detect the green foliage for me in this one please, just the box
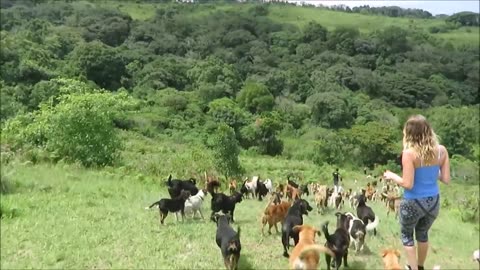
[2,91,138,167]
[236,80,274,114]
[207,98,250,132]
[428,106,479,159]
[209,124,244,180]
[306,91,353,129]
[346,121,400,166]
[240,112,284,156]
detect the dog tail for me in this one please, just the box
[237,226,241,238]
[145,200,160,209]
[366,215,379,231]
[321,221,331,242]
[227,239,240,253]
[299,245,335,259]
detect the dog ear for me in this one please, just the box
[335,212,342,217]
[394,249,401,258]
[292,225,303,234]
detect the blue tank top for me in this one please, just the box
[403,149,441,200]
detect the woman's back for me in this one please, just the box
[403,146,444,200]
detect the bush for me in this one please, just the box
[2,91,138,167]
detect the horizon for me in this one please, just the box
[289,1,480,15]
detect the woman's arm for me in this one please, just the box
[384,151,415,190]
[438,145,451,185]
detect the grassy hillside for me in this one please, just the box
[98,1,479,46]
[2,161,478,269]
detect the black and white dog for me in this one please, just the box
[356,194,379,236]
[344,212,367,253]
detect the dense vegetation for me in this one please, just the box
[0,1,478,181]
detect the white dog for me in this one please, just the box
[184,189,207,219]
[264,179,273,193]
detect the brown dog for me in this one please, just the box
[229,180,237,195]
[381,249,402,270]
[289,224,335,270]
[262,198,291,235]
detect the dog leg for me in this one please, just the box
[198,209,204,220]
[174,212,179,222]
[274,222,279,234]
[343,250,349,268]
[325,254,332,270]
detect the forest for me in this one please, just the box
[0,0,478,180]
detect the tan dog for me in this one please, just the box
[381,249,402,270]
[314,185,328,214]
[261,198,291,235]
[289,224,335,270]
[229,180,237,195]
[387,194,401,219]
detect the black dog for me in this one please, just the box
[166,174,199,198]
[281,198,313,258]
[322,213,351,270]
[255,180,268,201]
[356,194,379,236]
[300,184,309,197]
[208,181,244,223]
[213,213,242,270]
[147,190,191,225]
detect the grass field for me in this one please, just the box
[2,160,479,269]
[96,1,479,47]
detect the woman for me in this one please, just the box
[383,115,450,270]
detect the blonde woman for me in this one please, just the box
[383,115,450,270]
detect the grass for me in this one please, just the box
[1,160,479,269]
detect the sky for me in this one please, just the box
[289,1,480,15]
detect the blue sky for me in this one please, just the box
[290,1,480,15]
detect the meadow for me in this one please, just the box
[1,149,479,269]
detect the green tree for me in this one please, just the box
[209,124,244,181]
[236,80,274,114]
[306,91,353,129]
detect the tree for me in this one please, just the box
[306,91,353,129]
[209,124,244,181]
[236,80,274,114]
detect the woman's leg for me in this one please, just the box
[400,199,421,270]
[414,195,440,269]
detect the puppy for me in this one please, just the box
[262,197,291,235]
[380,249,401,270]
[322,213,351,270]
[184,188,207,219]
[282,198,313,257]
[356,194,379,236]
[146,190,191,225]
[213,214,241,270]
[344,212,366,253]
[289,224,335,270]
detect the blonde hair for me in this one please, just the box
[402,115,439,164]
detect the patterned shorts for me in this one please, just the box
[399,195,440,246]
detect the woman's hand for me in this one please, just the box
[383,170,398,181]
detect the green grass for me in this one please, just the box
[2,161,479,269]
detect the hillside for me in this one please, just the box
[1,1,479,268]
[98,1,480,46]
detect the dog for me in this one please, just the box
[314,185,329,214]
[344,212,366,254]
[262,196,291,235]
[209,181,244,223]
[289,224,335,270]
[229,180,237,195]
[300,184,309,197]
[264,179,273,193]
[285,183,301,201]
[386,194,401,219]
[146,190,191,225]
[256,180,269,201]
[213,213,241,270]
[282,198,313,258]
[322,213,351,270]
[380,249,401,270]
[356,194,379,236]
[473,249,480,263]
[166,174,199,198]
[184,188,208,219]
